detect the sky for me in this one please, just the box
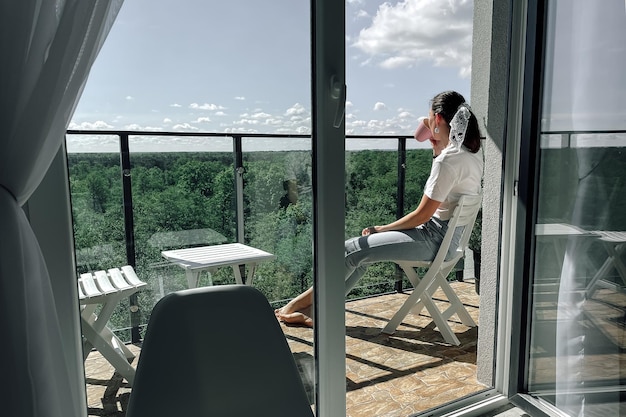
[69,0,474,151]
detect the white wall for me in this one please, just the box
[471,0,512,385]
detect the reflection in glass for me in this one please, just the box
[529,1,626,415]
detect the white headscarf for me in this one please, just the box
[449,103,471,149]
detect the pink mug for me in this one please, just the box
[414,117,432,142]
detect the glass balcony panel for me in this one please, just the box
[68,136,133,341]
[241,137,313,306]
[128,136,239,327]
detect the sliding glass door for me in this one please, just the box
[526,1,626,415]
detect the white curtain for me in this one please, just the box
[0,1,122,416]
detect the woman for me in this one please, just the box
[275,90,483,327]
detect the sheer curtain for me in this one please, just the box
[0,1,122,416]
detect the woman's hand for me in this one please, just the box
[361,196,441,236]
[362,226,378,236]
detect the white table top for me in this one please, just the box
[535,223,593,236]
[161,243,276,271]
[535,223,626,242]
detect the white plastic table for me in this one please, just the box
[161,243,276,288]
[534,223,595,270]
[535,223,626,293]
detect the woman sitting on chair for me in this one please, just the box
[275,90,483,327]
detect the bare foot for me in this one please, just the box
[274,287,314,327]
[275,310,313,327]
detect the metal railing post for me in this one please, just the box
[119,133,141,343]
[233,136,245,244]
[395,137,407,293]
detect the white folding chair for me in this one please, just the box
[382,194,482,346]
[78,265,146,386]
[586,231,626,294]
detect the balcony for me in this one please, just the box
[67,130,487,416]
[85,282,485,417]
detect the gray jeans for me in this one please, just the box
[344,218,460,294]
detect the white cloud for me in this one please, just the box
[234,96,246,101]
[123,124,163,131]
[234,118,260,126]
[349,120,368,128]
[355,9,369,19]
[170,103,182,108]
[294,125,311,134]
[68,120,114,130]
[214,111,227,116]
[189,103,225,110]
[125,96,134,101]
[173,123,199,131]
[263,118,283,126]
[285,103,308,116]
[352,0,473,77]
[250,112,272,119]
[223,126,258,134]
[374,102,387,111]
[163,118,172,124]
[193,117,211,123]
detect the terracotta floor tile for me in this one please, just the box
[85,282,487,416]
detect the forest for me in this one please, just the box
[68,148,472,340]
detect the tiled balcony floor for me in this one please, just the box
[85,280,487,416]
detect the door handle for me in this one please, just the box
[330,75,346,128]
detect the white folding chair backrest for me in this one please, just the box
[126,284,314,417]
[439,193,483,270]
[383,193,482,345]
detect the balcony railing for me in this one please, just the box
[67,130,415,257]
[66,129,423,342]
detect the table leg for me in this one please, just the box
[185,270,200,288]
[246,263,258,285]
[230,264,258,285]
[232,265,245,285]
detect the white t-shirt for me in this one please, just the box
[424,144,484,221]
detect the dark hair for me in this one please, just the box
[430,90,481,153]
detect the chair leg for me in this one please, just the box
[382,265,466,345]
[437,277,477,326]
[608,243,626,286]
[400,266,426,317]
[586,252,617,296]
[81,318,136,386]
[381,284,461,345]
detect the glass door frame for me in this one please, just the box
[309,0,546,414]
[310,0,547,415]
[507,0,585,415]
[310,0,347,416]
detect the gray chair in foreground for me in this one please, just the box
[126,285,314,417]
